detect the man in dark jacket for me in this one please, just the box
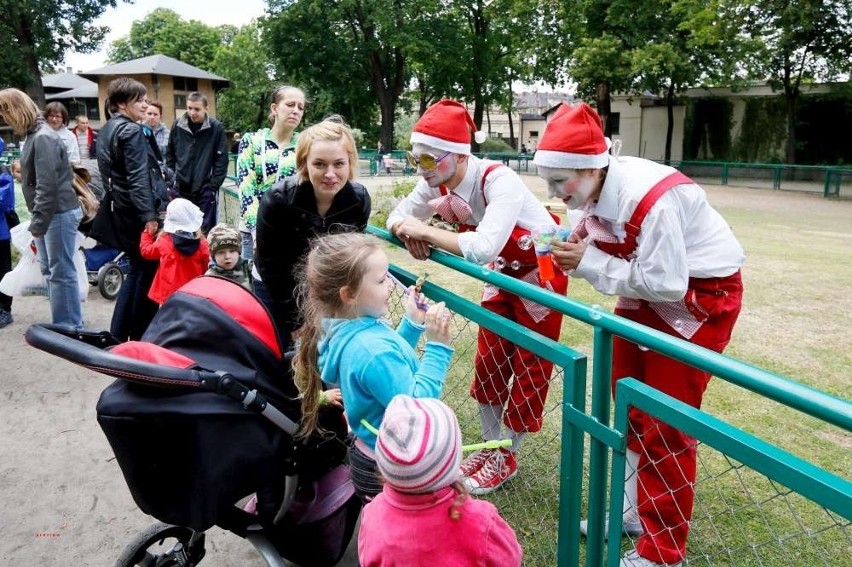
[166,92,228,234]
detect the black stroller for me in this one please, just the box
[25,276,362,567]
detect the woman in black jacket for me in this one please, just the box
[255,117,371,350]
[94,78,161,341]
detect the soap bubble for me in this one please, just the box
[510,260,522,271]
[590,304,603,320]
[517,234,533,250]
[494,256,506,270]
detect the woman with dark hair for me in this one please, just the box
[43,101,80,163]
[0,88,83,329]
[94,77,160,341]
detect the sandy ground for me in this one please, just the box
[0,172,846,566]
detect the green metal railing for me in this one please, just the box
[368,225,851,566]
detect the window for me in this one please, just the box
[174,94,187,110]
[173,77,198,92]
[529,130,539,137]
[609,112,621,135]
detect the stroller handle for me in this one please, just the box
[25,324,213,390]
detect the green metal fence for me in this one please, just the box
[368,225,851,567]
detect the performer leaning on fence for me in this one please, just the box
[536,102,745,567]
[387,100,568,496]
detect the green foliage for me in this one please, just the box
[732,98,786,163]
[106,8,223,64]
[210,21,279,133]
[480,137,516,153]
[684,98,734,160]
[0,0,125,100]
[369,178,417,229]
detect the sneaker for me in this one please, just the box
[620,549,682,567]
[459,448,494,478]
[0,309,12,329]
[465,448,518,495]
[580,517,644,538]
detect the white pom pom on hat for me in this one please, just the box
[411,99,486,155]
[533,102,612,170]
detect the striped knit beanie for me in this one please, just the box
[375,395,462,494]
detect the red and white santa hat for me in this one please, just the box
[410,100,487,155]
[534,102,612,169]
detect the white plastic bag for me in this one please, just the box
[74,244,88,302]
[10,221,34,256]
[0,254,47,297]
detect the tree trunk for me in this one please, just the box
[595,81,612,138]
[784,91,797,165]
[665,83,675,164]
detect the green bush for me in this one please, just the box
[370,178,417,229]
[480,137,516,153]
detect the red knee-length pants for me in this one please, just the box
[470,270,568,433]
[613,272,743,564]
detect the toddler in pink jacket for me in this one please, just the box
[357,394,522,566]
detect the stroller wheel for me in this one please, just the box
[115,522,205,567]
[98,263,124,300]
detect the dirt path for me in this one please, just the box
[1,175,847,566]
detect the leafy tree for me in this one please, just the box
[739,0,852,163]
[0,0,125,105]
[106,8,223,65]
[210,20,279,133]
[265,0,417,149]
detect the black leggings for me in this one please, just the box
[0,238,12,312]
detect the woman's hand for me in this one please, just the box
[424,301,452,345]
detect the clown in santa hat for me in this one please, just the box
[387,99,569,496]
[535,102,745,567]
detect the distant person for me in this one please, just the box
[144,101,170,159]
[230,133,242,155]
[166,92,228,234]
[236,85,306,261]
[71,114,96,160]
[520,143,527,154]
[358,394,523,566]
[0,89,83,329]
[536,102,744,567]
[139,198,209,305]
[43,102,80,163]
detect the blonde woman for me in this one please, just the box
[254,116,371,349]
[0,88,83,328]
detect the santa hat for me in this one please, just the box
[533,102,612,169]
[410,100,487,155]
[375,395,462,494]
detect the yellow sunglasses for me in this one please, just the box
[406,150,451,171]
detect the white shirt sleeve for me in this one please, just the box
[456,171,524,264]
[62,128,80,163]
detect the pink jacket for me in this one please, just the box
[358,486,523,567]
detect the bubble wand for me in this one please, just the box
[387,272,430,311]
[360,418,511,452]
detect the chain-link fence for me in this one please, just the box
[376,233,850,567]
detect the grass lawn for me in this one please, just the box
[373,177,851,567]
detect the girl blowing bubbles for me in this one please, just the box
[293,233,453,501]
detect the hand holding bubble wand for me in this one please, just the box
[388,271,430,311]
[529,225,572,282]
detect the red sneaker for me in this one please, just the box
[465,448,518,495]
[460,448,494,478]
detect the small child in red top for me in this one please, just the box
[140,198,210,305]
[358,394,523,567]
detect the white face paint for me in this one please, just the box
[537,166,602,210]
[411,142,458,188]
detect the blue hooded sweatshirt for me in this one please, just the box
[319,315,454,450]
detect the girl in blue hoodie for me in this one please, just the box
[293,232,454,501]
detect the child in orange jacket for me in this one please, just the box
[140,198,209,305]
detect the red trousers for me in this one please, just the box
[470,270,568,433]
[613,272,743,564]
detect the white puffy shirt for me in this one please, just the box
[575,156,745,302]
[386,155,555,265]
